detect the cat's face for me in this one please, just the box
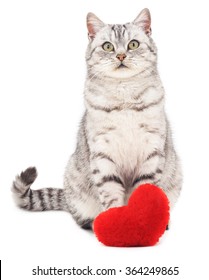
[86,9,157,79]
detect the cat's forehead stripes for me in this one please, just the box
[110,24,127,41]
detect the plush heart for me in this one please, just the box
[93,184,170,247]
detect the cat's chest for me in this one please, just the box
[87,109,165,164]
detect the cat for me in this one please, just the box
[12,8,182,230]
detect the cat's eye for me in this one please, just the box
[102,42,114,52]
[128,40,140,50]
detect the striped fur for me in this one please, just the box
[12,167,68,211]
[12,9,182,229]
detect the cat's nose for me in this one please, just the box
[116,53,126,61]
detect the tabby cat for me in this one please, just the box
[12,8,182,229]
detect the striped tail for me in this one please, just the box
[12,167,68,211]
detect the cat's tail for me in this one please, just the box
[12,167,68,212]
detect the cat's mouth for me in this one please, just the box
[117,63,128,69]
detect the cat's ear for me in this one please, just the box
[133,8,151,36]
[87,13,105,40]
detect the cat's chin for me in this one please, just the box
[105,68,139,79]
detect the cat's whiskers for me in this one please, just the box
[88,62,114,82]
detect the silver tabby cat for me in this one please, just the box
[12,9,182,229]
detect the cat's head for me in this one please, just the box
[86,8,157,80]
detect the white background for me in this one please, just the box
[0,0,209,279]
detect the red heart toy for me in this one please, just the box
[93,184,170,247]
